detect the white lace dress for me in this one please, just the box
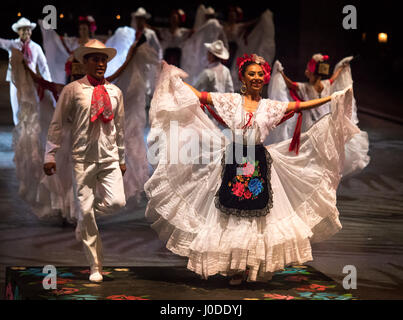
[145,62,361,282]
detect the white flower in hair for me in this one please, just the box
[312,53,325,62]
[252,54,266,65]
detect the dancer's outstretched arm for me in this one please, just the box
[286,96,331,113]
[183,82,213,104]
[280,71,298,90]
[106,34,147,82]
[329,64,347,83]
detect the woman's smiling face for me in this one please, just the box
[243,64,265,92]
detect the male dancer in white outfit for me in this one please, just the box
[0,17,52,125]
[194,40,234,93]
[43,40,126,282]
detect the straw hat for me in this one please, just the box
[204,40,229,60]
[12,17,36,33]
[74,39,117,64]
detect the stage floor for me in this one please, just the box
[4,265,356,300]
[1,112,403,300]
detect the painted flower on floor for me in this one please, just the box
[52,287,80,295]
[263,293,295,300]
[106,295,150,300]
[279,268,310,275]
[285,275,309,282]
[297,292,355,300]
[296,283,336,292]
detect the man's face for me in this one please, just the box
[18,27,32,42]
[136,17,146,29]
[84,53,108,79]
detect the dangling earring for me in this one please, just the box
[240,83,247,95]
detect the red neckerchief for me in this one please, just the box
[21,39,32,64]
[87,75,114,123]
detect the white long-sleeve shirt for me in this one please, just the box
[45,75,125,165]
[0,38,52,82]
[194,62,234,93]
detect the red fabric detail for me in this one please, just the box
[37,78,60,102]
[59,36,73,55]
[200,92,208,105]
[329,78,334,85]
[21,40,32,64]
[87,75,114,123]
[200,103,228,127]
[289,86,304,103]
[135,30,144,42]
[65,60,72,76]
[288,101,302,155]
[307,58,317,73]
[242,112,254,129]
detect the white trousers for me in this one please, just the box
[73,161,126,268]
[9,82,20,126]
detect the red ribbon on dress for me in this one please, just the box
[288,101,303,155]
[242,112,254,129]
[199,92,228,127]
[21,40,32,64]
[87,75,114,123]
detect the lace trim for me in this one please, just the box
[214,145,274,218]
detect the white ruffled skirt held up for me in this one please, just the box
[144,64,360,282]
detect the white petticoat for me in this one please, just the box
[145,63,360,282]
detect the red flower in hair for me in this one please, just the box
[236,53,271,84]
[79,15,97,33]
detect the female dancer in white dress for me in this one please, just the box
[39,16,96,84]
[267,54,370,176]
[106,29,160,204]
[221,6,276,91]
[145,54,364,285]
[156,9,192,67]
[181,5,229,85]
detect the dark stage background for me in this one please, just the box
[0,0,401,123]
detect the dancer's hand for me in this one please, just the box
[44,162,56,176]
[120,164,126,176]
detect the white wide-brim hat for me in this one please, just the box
[205,7,216,15]
[132,7,151,19]
[12,17,36,33]
[74,39,117,64]
[204,40,229,60]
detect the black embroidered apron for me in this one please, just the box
[215,143,273,217]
